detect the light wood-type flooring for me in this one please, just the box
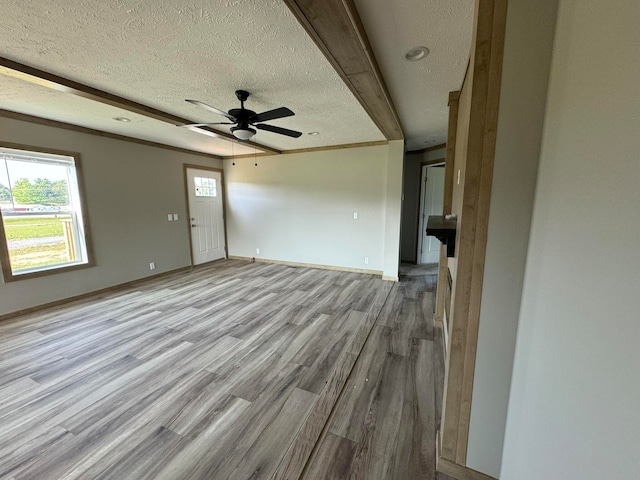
[0,259,445,479]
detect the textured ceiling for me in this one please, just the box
[0,74,258,156]
[0,0,474,155]
[354,0,474,151]
[0,0,384,155]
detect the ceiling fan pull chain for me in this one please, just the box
[232,139,236,165]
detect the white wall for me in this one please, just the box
[501,0,640,478]
[382,140,404,279]
[224,142,402,277]
[0,116,221,316]
[465,0,559,476]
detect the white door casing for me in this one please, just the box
[186,168,226,265]
[418,165,445,264]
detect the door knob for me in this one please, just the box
[191,224,197,228]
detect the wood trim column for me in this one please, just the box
[435,91,460,330]
[438,0,508,471]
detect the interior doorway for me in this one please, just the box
[184,165,227,265]
[417,164,445,264]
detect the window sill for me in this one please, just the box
[1,260,95,283]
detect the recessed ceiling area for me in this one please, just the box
[353,0,474,151]
[0,0,474,155]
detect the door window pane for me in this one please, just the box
[194,176,217,197]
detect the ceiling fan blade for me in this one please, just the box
[177,122,234,127]
[253,107,295,123]
[185,99,236,121]
[256,123,302,138]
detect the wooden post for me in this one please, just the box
[62,219,76,261]
[435,91,460,336]
[437,0,508,473]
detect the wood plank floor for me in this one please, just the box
[301,263,446,480]
[0,260,446,480]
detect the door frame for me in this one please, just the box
[415,158,445,264]
[183,164,229,266]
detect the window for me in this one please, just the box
[0,144,93,282]
[194,176,217,197]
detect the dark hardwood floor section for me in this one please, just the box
[0,260,446,480]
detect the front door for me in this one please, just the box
[186,167,226,265]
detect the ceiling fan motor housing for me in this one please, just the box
[228,108,258,125]
[229,98,258,140]
[229,90,257,134]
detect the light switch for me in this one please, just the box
[173,214,179,221]
[353,212,359,220]
[167,214,173,221]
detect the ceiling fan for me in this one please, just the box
[181,90,302,141]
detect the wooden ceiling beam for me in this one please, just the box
[283,0,404,141]
[0,56,280,154]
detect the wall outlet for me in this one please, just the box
[167,214,173,221]
[364,257,369,265]
[256,248,260,254]
[149,262,156,270]
[353,212,359,220]
[173,213,179,221]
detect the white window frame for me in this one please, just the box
[0,143,94,282]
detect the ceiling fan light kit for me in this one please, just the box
[182,90,302,142]
[231,126,256,140]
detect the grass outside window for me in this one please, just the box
[1,215,72,270]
